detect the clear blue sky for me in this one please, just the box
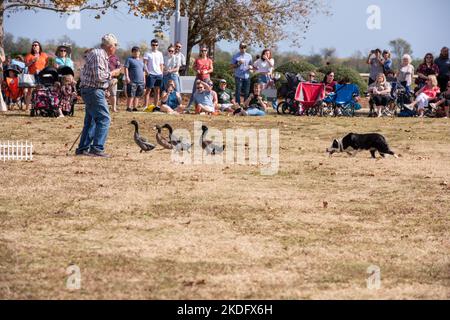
[4,0,449,58]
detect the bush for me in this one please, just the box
[318,64,367,94]
[211,61,235,91]
[275,59,316,79]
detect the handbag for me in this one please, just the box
[18,73,36,88]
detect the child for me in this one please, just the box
[59,74,77,116]
[3,66,23,110]
[50,81,64,118]
[160,82,183,114]
[430,80,450,118]
[124,46,145,112]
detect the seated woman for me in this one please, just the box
[238,83,267,116]
[160,81,184,114]
[192,80,215,114]
[430,80,450,118]
[416,53,439,89]
[406,75,440,117]
[368,73,392,117]
[323,71,337,95]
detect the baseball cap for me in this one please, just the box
[102,33,119,47]
[219,79,227,83]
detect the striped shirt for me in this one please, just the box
[80,48,111,89]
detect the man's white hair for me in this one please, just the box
[101,33,118,47]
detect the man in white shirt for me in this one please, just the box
[174,42,186,90]
[143,39,164,109]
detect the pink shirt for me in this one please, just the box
[194,58,213,80]
[422,86,440,99]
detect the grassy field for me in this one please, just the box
[0,104,449,299]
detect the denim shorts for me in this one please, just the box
[127,82,145,97]
[146,74,163,89]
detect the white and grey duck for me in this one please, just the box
[162,123,193,152]
[200,125,225,155]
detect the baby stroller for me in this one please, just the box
[276,72,305,115]
[2,64,24,110]
[30,67,60,117]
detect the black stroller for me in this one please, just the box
[30,67,60,117]
[276,72,305,114]
[30,66,76,117]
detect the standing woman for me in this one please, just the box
[253,49,275,88]
[382,50,393,74]
[24,41,48,111]
[163,45,181,91]
[187,46,213,108]
[397,54,414,95]
[0,47,7,112]
[416,53,439,89]
[54,45,74,70]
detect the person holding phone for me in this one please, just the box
[253,49,275,89]
[366,48,384,86]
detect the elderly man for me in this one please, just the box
[75,34,122,157]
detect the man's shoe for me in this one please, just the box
[126,108,132,112]
[88,150,111,158]
[75,149,90,156]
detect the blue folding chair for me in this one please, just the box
[324,83,360,117]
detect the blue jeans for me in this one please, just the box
[247,107,265,116]
[76,88,110,153]
[235,77,251,104]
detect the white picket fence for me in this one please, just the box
[0,141,33,161]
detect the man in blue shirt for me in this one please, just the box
[231,43,253,104]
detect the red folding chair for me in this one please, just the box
[294,82,325,115]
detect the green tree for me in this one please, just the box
[150,0,328,72]
[388,38,413,67]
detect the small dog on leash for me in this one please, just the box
[326,133,398,158]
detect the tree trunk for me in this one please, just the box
[0,6,4,51]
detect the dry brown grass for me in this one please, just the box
[0,104,449,300]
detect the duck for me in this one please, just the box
[130,120,156,153]
[200,125,225,155]
[162,123,192,152]
[154,125,173,150]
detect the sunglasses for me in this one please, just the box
[240,47,247,49]
[176,46,181,49]
[60,49,66,52]
[168,50,174,53]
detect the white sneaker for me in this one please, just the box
[429,103,436,109]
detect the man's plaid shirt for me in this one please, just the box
[80,48,111,89]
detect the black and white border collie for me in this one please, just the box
[326,133,398,158]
